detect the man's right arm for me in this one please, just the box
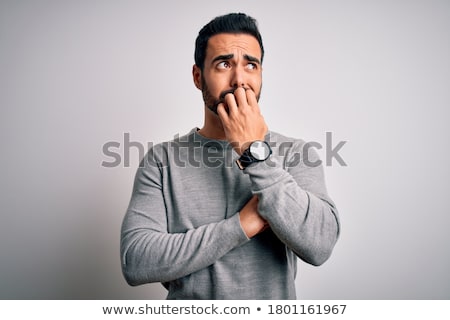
[120,152,251,286]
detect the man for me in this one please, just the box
[121,13,340,299]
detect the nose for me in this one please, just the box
[230,66,246,89]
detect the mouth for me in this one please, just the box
[208,88,245,115]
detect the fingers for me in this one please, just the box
[245,88,259,111]
[224,92,238,115]
[216,102,229,121]
[233,87,247,109]
[223,87,257,116]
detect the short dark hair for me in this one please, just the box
[194,13,264,70]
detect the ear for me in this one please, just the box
[192,65,202,90]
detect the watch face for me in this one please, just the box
[249,141,271,161]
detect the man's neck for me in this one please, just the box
[197,107,227,140]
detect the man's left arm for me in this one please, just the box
[217,88,339,265]
[244,144,340,266]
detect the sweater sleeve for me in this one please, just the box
[120,149,249,286]
[244,139,340,266]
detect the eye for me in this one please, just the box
[246,63,258,70]
[217,61,231,69]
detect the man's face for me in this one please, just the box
[194,33,263,114]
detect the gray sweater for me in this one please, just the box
[121,129,340,299]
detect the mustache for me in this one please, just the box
[208,88,248,115]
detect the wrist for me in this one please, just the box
[236,140,272,170]
[234,141,251,156]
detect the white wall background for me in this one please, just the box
[1,0,449,299]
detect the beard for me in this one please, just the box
[201,75,261,114]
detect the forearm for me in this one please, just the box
[245,158,340,266]
[121,212,248,285]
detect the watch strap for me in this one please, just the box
[236,148,254,170]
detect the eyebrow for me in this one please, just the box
[211,54,234,64]
[244,54,261,64]
[211,53,261,65]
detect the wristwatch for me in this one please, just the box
[236,140,272,170]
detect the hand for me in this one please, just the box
[239,195,268,238]
[217,87,268,155]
